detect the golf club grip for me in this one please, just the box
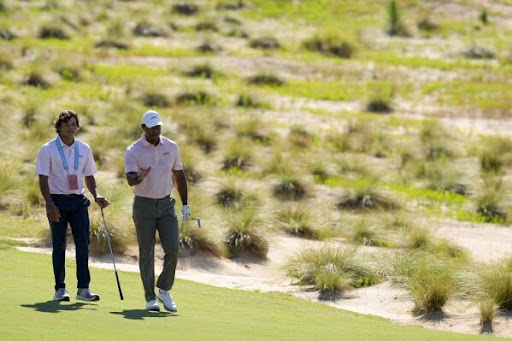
[115,271,124,300]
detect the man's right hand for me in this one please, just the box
[138,167,151,182]
[46,203,60,222]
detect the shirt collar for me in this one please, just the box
[56,136,75,148]
[141,133,162,147]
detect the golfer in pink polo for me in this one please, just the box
[124,110,189,312]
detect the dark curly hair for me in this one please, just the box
[54,110,80,133]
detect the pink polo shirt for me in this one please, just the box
[124,134,183,199]
[35,137,98,195]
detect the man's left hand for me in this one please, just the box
[95,196,109,209]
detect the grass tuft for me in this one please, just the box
[284,247,381,293]
[223,209,268,258]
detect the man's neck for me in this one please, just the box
[145,135,159,146]
[59,135,74,146]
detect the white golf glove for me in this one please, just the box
[182,205,191,221]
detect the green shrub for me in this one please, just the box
[215,182,259,210]
[249,37,280,49]
[133,21,167,37]
[39,25,69,40]
[352,220,390,247]
[236,93,265,108]
[222,140,253,170]
[247,73,284,86]
[303,32,354,58]
[195,21,218,32]
[273,175,307,201]
[475,177,508,223]
[417,18,438,32]
[224,209,268,258]
[337,185,400,211]
[179,221,225,257]
[142,92,171,107]
[184,64,217,79]
[284,247,381,293]
[172,3,199,15]
[275,205,324,240]
[88,211,133,256]
[175,91,214,105]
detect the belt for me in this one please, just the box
[51,194,84,199]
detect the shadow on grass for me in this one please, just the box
[110,310,177,320]
[21,301,93,313]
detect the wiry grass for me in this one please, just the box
[179,220,225,257]
[284,247,381,293]
[337,184,400,212]
[223,208,268,259]
[389,251,457,314]
[275,204,326,240]
[475,176,508,223]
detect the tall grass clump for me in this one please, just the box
[179,118,217,153]
[303,30,355,58]
[222,139,253,171]
[337,184,400,212]
[223,208,268,258]
[235,117,271,143]
[475,176,508,223]
[273,173,307,201]
[179,220,225,257]
[284,247,381,293]
[275,204,325,240]
[172,3,199,15]
[419,120,455,161]
[88,210,134,256]
[390,251,456,314]
[247,73,284,86]
[288,125,315,150]
[142,92,171,107]
[478,136,512,175]
[184,64,219,79]
[477,259,512,311]
[235,93,266,108]
[249,36,280,49]
[352,219,390,247]
[215,181,259,210]
[175,91,215,106]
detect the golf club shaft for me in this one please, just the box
[101,208,124,300]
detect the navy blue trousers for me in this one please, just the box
[49,194,91,291]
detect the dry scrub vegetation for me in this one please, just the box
[2,0,512,335]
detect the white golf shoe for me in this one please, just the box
[146,299,160,311]
[76,288,100,301]
[156,288,178,312]
[53,288,70,301]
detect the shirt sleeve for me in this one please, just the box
[172,144,184,171]
[124,147,139,174]
[82,146,98,176]
[35,144,51,176]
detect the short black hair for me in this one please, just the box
[54,110,80,133]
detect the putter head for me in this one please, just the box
[197,218,201,228]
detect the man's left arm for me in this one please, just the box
[85,175,109,208]
[172,169,189,219]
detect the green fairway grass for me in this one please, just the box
[0,242,502,341]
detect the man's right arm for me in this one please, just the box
[126,172,140,186]
[39,175,60,222]
[126,167,151,186]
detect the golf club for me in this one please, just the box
[101,207,124,300]
[181,217,201,228]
